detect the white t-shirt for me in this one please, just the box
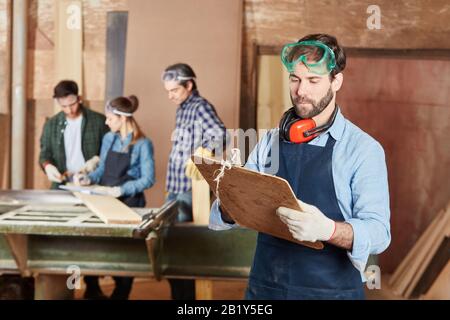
[64,115,86,174]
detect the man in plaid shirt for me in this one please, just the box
[39,80,109,190]
[162,63,227,300]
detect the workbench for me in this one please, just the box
[0,190,257,299]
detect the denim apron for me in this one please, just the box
[245,135,365,300]
[99,135,145,207]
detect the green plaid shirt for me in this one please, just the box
[39,106,109,188]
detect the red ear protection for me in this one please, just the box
[279,106,339,143]
[288,118,318,143]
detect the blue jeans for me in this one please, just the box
[166,191,193,223]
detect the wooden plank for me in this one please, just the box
[191,170,213,299]
[3,216,70,222]
[404,207,450,297]
[389,208,445,290]
[15,213,79,218]
[420,261,450,300]
[412,236,450,297]
[105,11,128,102]
[74,192,142,225]
[193,156,323,250]
[54,0,83,113]
[392,204,449,297]
[192,179,211,225]
[4,233,29,277]
[0,1,12,189]
[68,213,97,225]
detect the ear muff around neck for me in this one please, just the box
[279,106,339,143]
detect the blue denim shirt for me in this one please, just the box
[209,108,391,281]
[89,132,155,197]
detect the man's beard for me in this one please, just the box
[291,86,334,119]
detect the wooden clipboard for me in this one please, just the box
[193,156,323,250]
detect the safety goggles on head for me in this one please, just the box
[281,40,336,75]
[105,101,133,117]
[161,70,196,82]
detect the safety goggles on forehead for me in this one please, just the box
[281,40,336,75]
[105,101,133,117]
[161,70,196,82]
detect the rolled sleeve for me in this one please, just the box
[346,141,391,274]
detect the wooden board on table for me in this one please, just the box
[193,156,323,250]
[74,192,142,225]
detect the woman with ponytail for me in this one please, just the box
[74,95,155,299]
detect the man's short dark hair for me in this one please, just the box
[297,34,346,79]
[53,80,79,98]
[164,63,197,91]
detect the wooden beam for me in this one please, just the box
[191,179,211,225]
[191,178,213,299]
[413,236,450,297]
[54,0,83,113]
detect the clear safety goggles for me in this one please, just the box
[281,40,336,75]
[161,70,196,82]
[105,101,132,117]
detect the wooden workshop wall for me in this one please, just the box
[124,0,242,208]
[241,0,450,129]
[243,0,450,274]
[339,56,450,273]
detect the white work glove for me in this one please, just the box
[92,186,122,198]
[44,164,63,183]
[73,173,91,186]
[276,199,336,242]
[79,156,100,174]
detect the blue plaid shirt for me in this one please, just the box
[166,90,227,194]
